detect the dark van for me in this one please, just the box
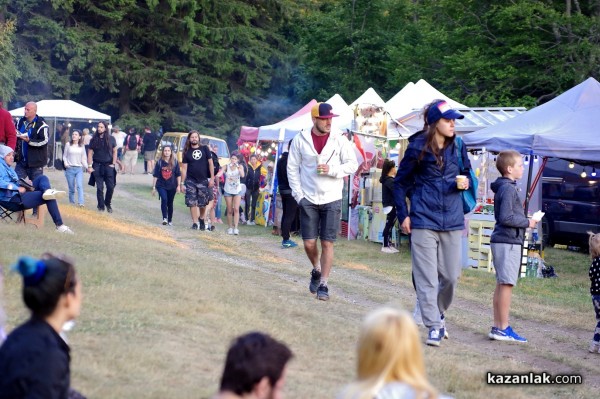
[541,158,600,248]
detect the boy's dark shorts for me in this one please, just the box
[298,198,341,242]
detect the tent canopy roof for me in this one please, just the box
[9,100,111,122]
[462,77,600,163]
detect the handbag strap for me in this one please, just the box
[455,136,465,171]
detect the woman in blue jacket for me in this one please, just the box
[394,100,473,347]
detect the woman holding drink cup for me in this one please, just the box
[393,99,473,347]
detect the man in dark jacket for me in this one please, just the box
[276,140,298,248]
[15,102,49,181]
[244,154,266,225]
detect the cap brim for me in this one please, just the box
[442,110,464,120]
[316,113,339,119]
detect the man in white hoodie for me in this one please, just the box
[287,102,358,301]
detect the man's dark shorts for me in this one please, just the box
[299,198,341,242]
[184,179,213,207]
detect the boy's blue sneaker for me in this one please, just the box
[426,328,443,347]
[489,326,527,343]
[282,239,298,248]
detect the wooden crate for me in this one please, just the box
[468,220,495,272]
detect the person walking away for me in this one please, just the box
[14,101,48,182]
[82,128,91,156]
[111,125,126,172]
[87,121,117,213]
[393,100,471,346]
[0,145,73,233]
[0,99,16,150]
[287,102,358,301]
[488,150,538,343]
[151,145,181,226]
[202,140,221,231]
[180,130,214,230]
[338,307,452,399]
[380,159,399,253]
[244,154,266,225]
[0,254,84,398]
[142,126,157,175]
[223,154,245,235]
[587,232,600,354]
[62,130,88,207]
[122,128,141,174]
[277,140,299,248]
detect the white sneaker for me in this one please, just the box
[389,246,399,253]
[247,221,255,225]
[56,225,74,234]
[162,218,168,225]
[227,228,234,235]
[381,246,395,253]
[589,340,600,353]
[233,228,239,235]
[43,189,66,200]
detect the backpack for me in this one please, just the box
[210,151,220,174]
[127,134,138,151]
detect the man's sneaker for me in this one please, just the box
[97,207,105,212]
[56,225,74,234]
[42,189,66,200]
[227,228,234,235]
[282,239,298,248]
[198,219,205,231]
[426,328,442,347]
[168,222,173,226]
[316,284,329,301]
[309,269,322,294]
[162,218,168,225]
[488,326,527,343]
[233,228,239,235]
[389,246,400,253]
[381,246,396,253]
[106,205,113,213]
[589,340,600,353]
[440,313,449,339]
[191,223,199,230]
[247,220,256,225]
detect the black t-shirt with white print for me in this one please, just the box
[182,145,211,183]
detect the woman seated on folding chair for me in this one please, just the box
[0,145,73,233]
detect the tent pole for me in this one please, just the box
[523,151,535,216]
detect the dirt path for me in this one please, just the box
[64,170,599,393]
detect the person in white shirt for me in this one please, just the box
[62,130,88,207]
[111,125,127,172]
[287,102,358,301]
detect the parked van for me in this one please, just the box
[541,158,600,248]
[156,132,230,166]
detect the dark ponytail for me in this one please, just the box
[13,254,76,318]
[379,159,396,183]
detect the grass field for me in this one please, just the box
[1,170,598,398]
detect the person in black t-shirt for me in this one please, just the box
[87,121,117,212]
[180,130,214,230]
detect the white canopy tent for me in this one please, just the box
[9,100,112,168]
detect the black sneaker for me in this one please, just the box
[316,284,329,301]
[106,205,113,213]
[97,207,105,212]
[198,219,205,231]
[309,269,321,294]
[191,223,199,230]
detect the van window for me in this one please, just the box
[208,139,229,158]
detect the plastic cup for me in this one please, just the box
[456,175,467,189]
[317,154,327,174]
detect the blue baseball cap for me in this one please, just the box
[426,100,464,125]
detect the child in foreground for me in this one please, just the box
[587,231,600,353]
[489,150,537,343]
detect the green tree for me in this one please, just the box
[0,18,20,103]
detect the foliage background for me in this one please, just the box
[0,0,599,144]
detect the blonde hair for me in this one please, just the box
[496,150,521,176]
[588,231,600,258]
[342,307,438,399]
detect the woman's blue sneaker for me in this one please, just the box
[282,239,298,248]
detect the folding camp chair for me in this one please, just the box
[0,201,45,228]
